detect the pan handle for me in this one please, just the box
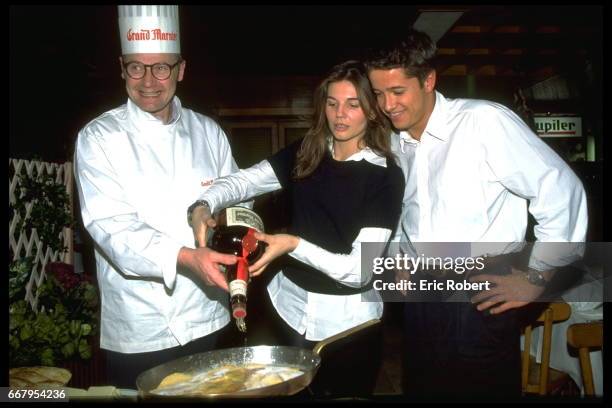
[312,319,381,355]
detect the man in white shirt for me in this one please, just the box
[366,29,587,399]
[74,5,239,387]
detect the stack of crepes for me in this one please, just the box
[151,364,303,396]
[9,366,72,388]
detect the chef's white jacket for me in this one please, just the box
[74,97,238,353]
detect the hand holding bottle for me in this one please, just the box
[248,232,300,276]
[188,202,217,247]
[177,246,236,291]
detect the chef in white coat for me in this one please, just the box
[74,5,239,387]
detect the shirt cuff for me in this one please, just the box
[528,242,586,271]
[160,241,184,290]
[289,237,314,262]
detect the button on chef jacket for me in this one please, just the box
[74,97,238,353]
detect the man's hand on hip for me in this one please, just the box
[469,267,547,314]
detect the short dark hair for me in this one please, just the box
[365,29,437,86]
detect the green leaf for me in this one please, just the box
[9,258,33,302]
[9,300,28,315]
[9,301,31,334]
[83,285,98,304]
[61,342,76,358]
[40,348,55,366]
[9,334,20,349]
[19,324,33,341]
[57,328,70,345]
[34,313,52,335]
[69,320,81,336]
[78,339,92,360]
[81,323,92,336]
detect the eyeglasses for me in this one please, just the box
[122,60,182,80]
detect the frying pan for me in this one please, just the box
[136,319,380,399]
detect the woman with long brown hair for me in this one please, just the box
[188,60,405,397]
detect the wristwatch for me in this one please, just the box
[524,268,547,287]
[187,200,211,227]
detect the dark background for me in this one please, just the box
[11,5,603,163]
[10,5,424,161]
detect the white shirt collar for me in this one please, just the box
[127,96,182,127]
[328,140,386,167]
[397,91,449,152]
[399,91,449,146]
[424,91,449,142]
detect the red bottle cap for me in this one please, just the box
[232,306,246,319]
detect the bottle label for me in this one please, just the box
[226,207,264,232]
[229,279,247,297]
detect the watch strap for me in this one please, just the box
[187,200,211,227]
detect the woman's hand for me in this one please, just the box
[249,232,299,276]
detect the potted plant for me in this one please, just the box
[9,258,99,368]
[9,168,99,370]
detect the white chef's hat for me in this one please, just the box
[118,5,180,54]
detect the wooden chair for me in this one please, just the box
[521,302,576,395]
[566,321,603,396]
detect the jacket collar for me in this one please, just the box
[126,96,182,128]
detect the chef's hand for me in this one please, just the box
[469,267,546,315]
[190,204,217,247]
[248,232,299,277]
[178,246,236,291]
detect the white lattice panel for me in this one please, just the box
[9,158,74,311]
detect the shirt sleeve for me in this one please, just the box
[479,105,588,269]
[289,227,392,287]
[202,139,302,213]
[200,160,281,214]
[74,128,183,290]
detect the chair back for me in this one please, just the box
[521,302,571,395]
[566,321,603,396]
